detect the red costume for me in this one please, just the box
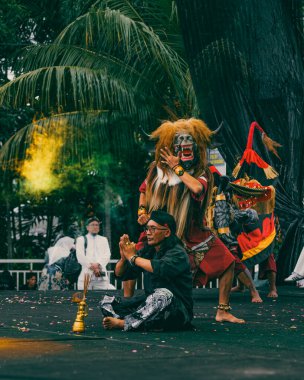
[231,121,281,277]
[138,164,235,287]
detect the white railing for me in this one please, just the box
[0,259,128,290]
[0,259,221,290]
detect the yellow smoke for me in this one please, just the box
[20,126,63,193]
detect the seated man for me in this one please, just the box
[20,273,37,290]
[100,210,193,331]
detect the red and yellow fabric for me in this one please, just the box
[237,212,276,268]
[231,178,277,268]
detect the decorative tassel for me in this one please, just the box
[232,162,242,178]
[205,204,215,230]
[263,165,279,179]
[205,186,217,231]
[262,133,282,159]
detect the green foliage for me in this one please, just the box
[0,106,34,147]
[0,0,193,121]
[0,0,196,258]
[0,1,29,84]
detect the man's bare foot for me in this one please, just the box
[251,290,263,303]
[267,289,278,298]
[231,286,245,293]
[102,317,125,330]
[215,310,245,324]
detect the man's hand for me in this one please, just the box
[119,234,136,260]
[89,263,102,276]
[119,234,130,256]
[137,213,150,225]
[119,236,127,261]
[90,263,100,271]
[160,146,179,169]
[123,243,137,260]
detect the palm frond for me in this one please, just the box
[98,0,183,48]
[0,110,140,171]
[0,0,193,176]
[100,0,172,31]
[20,44,162,95]
[0,65,155,118]
[54,5,188,92]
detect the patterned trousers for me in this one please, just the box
[99,288,191,331]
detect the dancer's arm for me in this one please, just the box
[137,192,150,225]
[160,147,203,194]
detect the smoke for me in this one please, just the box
[19,126,63,193]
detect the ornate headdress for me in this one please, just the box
[151,118,213,178]
[232,121,281,185]
[145,118,215,239]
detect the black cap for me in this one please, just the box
[149,210,176,234]
[86,216,100,226]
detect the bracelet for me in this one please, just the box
[174,165,185,177]
[215,194,226,201]
[138,205,147,216]
[129,254,139,267]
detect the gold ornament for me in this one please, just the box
[173,165,185,176]
[72,273,91,333]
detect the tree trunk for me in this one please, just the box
[6,198,13,261]
[18,203,23,256]
[103,179,112,249]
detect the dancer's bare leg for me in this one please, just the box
[102,317,124,330]
[266,271,278,298]
[237,269,263,303]
[231,280,245,293]
[123,279,136,298]
[216,262,245,324]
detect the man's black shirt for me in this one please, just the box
[118,236,193,317]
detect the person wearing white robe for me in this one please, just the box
[284,246,304,286]
[76,217,115,290]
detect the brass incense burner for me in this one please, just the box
[72,274,91,333]
[72,299,88,333]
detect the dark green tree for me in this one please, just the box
[0,1,195,258]
[176,0,304,281]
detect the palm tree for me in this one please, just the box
[0,0,195,254]
[0,0,198,179]
[0,0,193,155]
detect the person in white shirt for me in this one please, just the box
[284,246,304,286]
[76,217,115,290]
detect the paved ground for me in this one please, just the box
[0,286,303,380]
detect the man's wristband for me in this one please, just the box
[129,254,139,267]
